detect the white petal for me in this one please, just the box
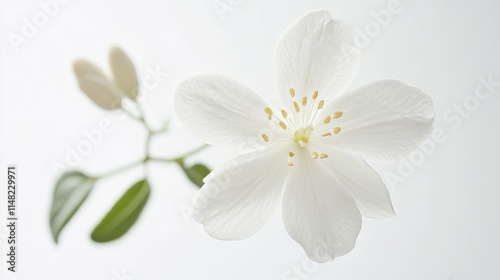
[318,79,435,162]
[73,60,122,110]
[109,46,139,99]
[175,74,277,147]
[282,150,361,262]
[310,143,395,218]
[274,10,360,109]
[193,143,290,240]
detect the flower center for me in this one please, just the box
[260,88,345,167]
[293,127,311,147]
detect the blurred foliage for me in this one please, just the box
[50,47,210,244]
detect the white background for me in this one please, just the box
[1,0,500,279]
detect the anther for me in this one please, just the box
[312,91,318,100]
[323,116,331,124]
[334,127,341,134]
[289,151,295,157]
[262,134,269,142]
[319,153,329,159]
[322,132,332,137]
[333,111,343,119]
[281,109,288,118]
[317,100,324,109]
[264,107,273,120]
[279,121,287,129]
[312,152,319,159]
[301,96,307,106]
[293,101,300,113]
[290,88,296,98]
[288,162,294,167]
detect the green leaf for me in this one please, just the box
[50,171,95,243]
[182,163,211,188]
[91,179,150,243]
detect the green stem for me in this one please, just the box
[94,158,145,179]
[122,107,140,121]
[149,144,209,163]
[136,104,149,129]
[144,128,153,157]
[93,144,209,179]
[95,99,208,179]
[122,103,150,130]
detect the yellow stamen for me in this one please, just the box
[322,132,332,137]
[281,109,288,118]
[334,127,341,134]
[312,91,318,100]
[319,153,329,159]
[279,121,287,129]
[290,88,296,98]
[289,151,295,157]
[323,116,331,124]
[301,96,307,106]
[262,134,269,142]
[264,107,273,120]
[317,100,324,109]
[293,101,300,112]
[288,162,294,167]
[312,152,319,159]
[333,111,343,119]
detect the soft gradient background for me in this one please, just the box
[1,0,500,279]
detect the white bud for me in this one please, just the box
[109,46,139,100]
[73,59,122,110]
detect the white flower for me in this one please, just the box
[174,10,434,262]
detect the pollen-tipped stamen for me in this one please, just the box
[264,107,273,120]
[287,151,296,167]
[293,101,300,113]
[317,100,324,109]
[262,133,269,142]
[334,127,341,134]
[333,111,343,119]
